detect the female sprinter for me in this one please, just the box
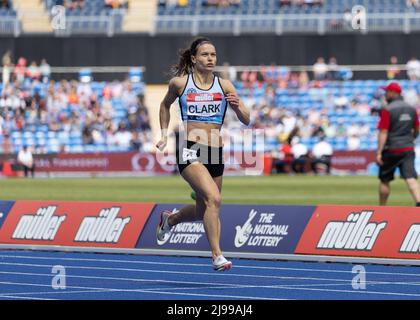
[155,37,250,271]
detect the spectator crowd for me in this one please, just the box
[0,50,152,155]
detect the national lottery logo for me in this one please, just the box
[186,88,197,94]
[157,208,205,246]
[234,209,289,248]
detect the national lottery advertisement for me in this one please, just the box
[137,204,315,254]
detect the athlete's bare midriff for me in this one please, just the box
[183,121,223,147]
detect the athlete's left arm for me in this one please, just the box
[220,78,250,126]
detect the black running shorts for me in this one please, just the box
[176,140,224,178]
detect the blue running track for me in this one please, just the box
[0,250,419,300]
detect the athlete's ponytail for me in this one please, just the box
[171,37,213,77]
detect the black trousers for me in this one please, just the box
[23,165,35,177]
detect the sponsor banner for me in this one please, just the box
[331,151,376,173]
[137,204,315,254]
[33,152,175,174]
[222,205,315,253]
[0,201,15,231]
[138,204,210,250]
[295,205,420,259]
[0,201,155,248]
[0,152,260,175]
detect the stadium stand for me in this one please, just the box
[2,58,420,156]
[14,0,51,33]
[0,57,150,154]
[43,0,128,35]
[221,64,420,154]
[0,0,19,35]
[155,0,420,34]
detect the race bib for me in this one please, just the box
[182,148,198,162]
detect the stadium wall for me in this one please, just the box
[1,33,420,83]
[0,200,419,265]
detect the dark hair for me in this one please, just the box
[171,37,213,77]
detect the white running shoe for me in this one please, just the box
[156,210,173,242]
[212,255,232,272]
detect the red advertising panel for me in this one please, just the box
[331,151,376,172]
[33,152,175,173]
[296,205,420,259]
[30,152,261,174]
[0,201,155,248]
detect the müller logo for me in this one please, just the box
[194,94,215,102]
[74,207,131,243]
[400,224,420,253]
[187,93,222,102]
[12,206,66,241]
[317,211,387,251]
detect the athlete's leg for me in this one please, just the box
[404,178,420,204]
[379,180,391,206]
[167,204,196,226]
[168,174,222,229]
[178,163,222,258]
[213,175,223,247]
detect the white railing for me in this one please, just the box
[154,12,420,35]
[53,10,125,37]
[0,17,21,37]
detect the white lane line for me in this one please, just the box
[1,254,418,278]
[1,270,419,290]
[0,261,362,283]
[2,261,420,287]
[0,278,419,299]
[0,270,247,288]
[0,295,57,300]
[0,281,282,300]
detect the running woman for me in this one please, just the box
[155,37,250,271]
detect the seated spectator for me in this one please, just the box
[2,49,13,86]
[387,56,401,80]
[279,0,292,7]
[311,136,333,174]
[273,140,294,174]
[178,0,188,7]
[27,61,41,81]
[40,59,51,84]
[406,57,420,80]
[0,0,10,9]
[291,137,309,173]
[407,0,420,9]
[113,122,132,148]
[64,0,85,10]
[327,57,339,80]
[17,145,35,178]
[130,131,143,151]
[313,57,328,81]
[104,0,126,9]
[205,0,221,6]
[14,57,27,84]
[302,0,322,7]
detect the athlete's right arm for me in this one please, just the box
[156,77,183,151]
